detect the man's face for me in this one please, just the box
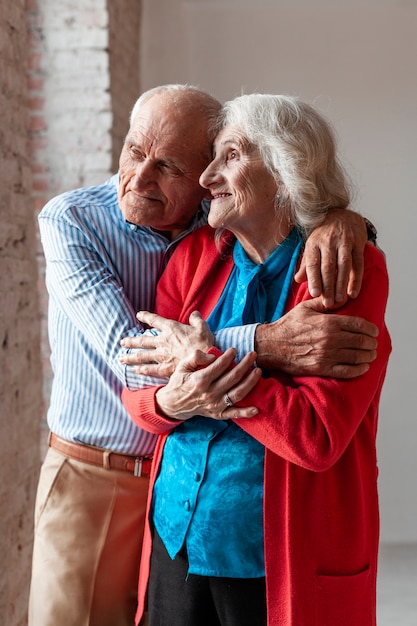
[118,94,213,238]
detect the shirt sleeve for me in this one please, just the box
[124,329,169,390]
[215,324,258,362]
[39,208,146,387]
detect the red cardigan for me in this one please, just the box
[123,225,392,626]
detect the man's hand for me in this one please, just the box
[120,310,214,377]
[255,297,379,378]
[296,209,368,307]
[155,348,261,421]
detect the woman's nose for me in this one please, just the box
[199,161,218,189]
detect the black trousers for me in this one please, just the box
[148,528,267,626]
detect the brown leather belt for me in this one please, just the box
[49,433,153,478]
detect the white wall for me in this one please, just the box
[141,0,417,543]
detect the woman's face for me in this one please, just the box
[200,127,279,237]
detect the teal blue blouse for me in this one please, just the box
[152,229,303,577]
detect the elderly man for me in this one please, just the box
[29,84,378,626]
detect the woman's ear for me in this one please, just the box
[275,183,290,209]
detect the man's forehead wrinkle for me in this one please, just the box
[131,116,189,153]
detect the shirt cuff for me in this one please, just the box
[215,323,259,362]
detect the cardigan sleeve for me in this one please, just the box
[231,245,391,471]
[122,234,391,467]
[122,225,230,435]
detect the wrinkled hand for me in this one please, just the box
[120,310,215,377]
[295,209,368,307]
[255,297,378,378]
[156,348,262,421]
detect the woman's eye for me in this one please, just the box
[227,150,238,162]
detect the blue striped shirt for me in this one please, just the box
[39,175,256,454]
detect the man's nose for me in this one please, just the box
[132,159,155,187]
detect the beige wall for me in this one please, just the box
[140,0,417,543]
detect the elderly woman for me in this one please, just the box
[123,95,391,626]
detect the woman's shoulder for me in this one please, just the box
[181,224,216,247]
[364,242,388,275]
[176,225,234,260]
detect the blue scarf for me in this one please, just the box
[208,228,303,330]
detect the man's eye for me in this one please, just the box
[227,150,238,161]
[128,145,143,159]
[159,162,182,176]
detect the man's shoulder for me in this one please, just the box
[39,175,119,222]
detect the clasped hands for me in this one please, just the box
[120,211,379,420]
[120,300,378,421]
[120,310,260,421]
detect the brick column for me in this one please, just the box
[0,1,43,624]
[27,1,142,456]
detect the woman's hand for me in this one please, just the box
[155,348,262,421]
[120,310,215,377]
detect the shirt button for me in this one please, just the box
[193,472,201,482]
[184,500,191,511]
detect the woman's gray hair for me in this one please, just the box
[217,94,351,235]
[129,84,221,141]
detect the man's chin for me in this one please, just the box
[121,204,158,226]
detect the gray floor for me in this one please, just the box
[377,543,417,625]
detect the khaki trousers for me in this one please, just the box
[29,447,149,626]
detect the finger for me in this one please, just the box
[346,248,365,299]
[119,350,158,366]
[179,349,219,373]
[336,348,378,364]
[226,366,263,405]
[317,251,337,309]
[189,310,209,333]
[121,336,151,349]
[334,246,353,304]
[294,255,306,284]
[136,310,172,330]
[335,315,379,338]
[302,246,324,298]
[218,405,259,420]
[301,296,329,314]
[189,310,215,344]
[216,367,262,420]
[327,362,371,379]
[121,335,158,350]
[133,363,174,378]
[213,351,258,391]
[189,310,203,324]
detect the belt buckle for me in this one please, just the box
[134,458,143,477]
